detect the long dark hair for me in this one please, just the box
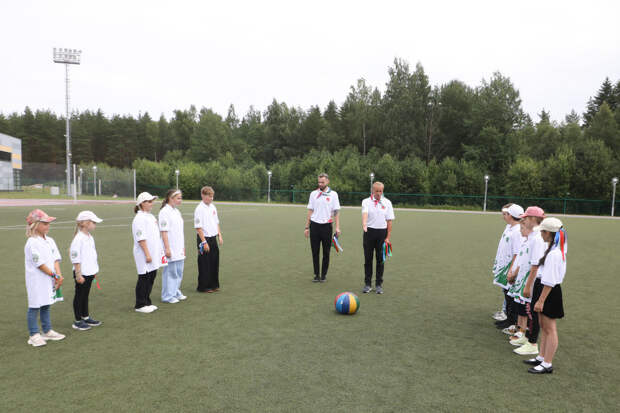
[537,232,557,266]
[161,189,181,209]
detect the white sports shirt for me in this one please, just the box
[24,235,61,308]
[307,188,341,224]
[70,231,99,276]
[159,204,185,262]
[194,201,219,237]
[132,210,163,274]
[537,244,567,287]
[361,196,395,229]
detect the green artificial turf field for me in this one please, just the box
[0,202,618,412]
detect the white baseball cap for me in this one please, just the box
[76,210,103,223]
[136,192,158,206]
[535,217,563,232]
[502,204,524,219]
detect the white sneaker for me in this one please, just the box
[165,298,179,304]
[510,335,528,346]
[514,342,539,355]
[148,305,158,311]
[27,333,47,347]
[41,330,65,341]
[502,325,517,335]
[177,294,187,301]
[492,311,507,321]
[135,306,154,313]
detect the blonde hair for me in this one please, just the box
[74,220,90,236]
[201,186,214,196]
[25,222,41,238]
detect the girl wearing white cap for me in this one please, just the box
[492,203,524,329]
[526,217,567,374]
[24,209,66,347]
[70,210,103,330]
[132,192,163,313]
[159,189,186,303]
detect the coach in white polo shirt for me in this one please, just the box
[194,185,223,292]
[304,173,341,282]
[361,181,395,294]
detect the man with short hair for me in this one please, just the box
[304,173,341,283]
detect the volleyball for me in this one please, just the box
[334,292,360,315]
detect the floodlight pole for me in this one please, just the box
[483,175,490,212]
[93,165,97,197]
[369,172,375,194]
[79,168,83,195]
[53,48,82,196]
[612,177,618,217]
[267,170,272,203]
[175,169,180,189]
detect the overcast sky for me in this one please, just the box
[1,0,619,123]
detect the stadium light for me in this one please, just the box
[175,169,180,189]
[369,172,375,194]
[612,177,619,217]
[53,48,82,196]
[483,175,490,212]
[267,170,272,203]
[93,165,97,197]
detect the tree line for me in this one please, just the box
[1,58,619,201]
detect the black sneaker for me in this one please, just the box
[83,317,102,327]
[312,276,320,282]
[320,277,326,283]
[362,285,372,293]
[528,365,553,374]
[72,320,91,331]
[495,320,512,329]
[375,285,384,294]
[523,358,542,366]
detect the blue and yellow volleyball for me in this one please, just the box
[334,292,360,315]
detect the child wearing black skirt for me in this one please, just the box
[526,217,567,374]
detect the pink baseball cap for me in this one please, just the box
[26,209,56,225]
[519,206,545,218]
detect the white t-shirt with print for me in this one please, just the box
[361,196,395,229]
[70,231,99,276]
[24,235,61,308]
[194,201,219,237]
[307,188,340,224]
[159,204,185,262]
[132,210,163,274]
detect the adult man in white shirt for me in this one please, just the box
[361,182,395,294]
[304,173,341,283]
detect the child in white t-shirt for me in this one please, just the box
[159,189,186,303]
[132,192,163,313]
[24,209,66,347]
[70,211,103,330]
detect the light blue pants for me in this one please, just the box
[161,260,185,302]
[28,305,51,336]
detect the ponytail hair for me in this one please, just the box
[538,228,567,266]
[134,205,140,214]
[161,189,181,209]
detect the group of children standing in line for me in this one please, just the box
[491,203,567,374]
[23,185,222,346]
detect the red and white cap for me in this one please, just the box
[26,209,56,225]
[519,206,545,218]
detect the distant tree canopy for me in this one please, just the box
[1,58,619,200]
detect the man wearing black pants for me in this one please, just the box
[196,235,219,291]
[304,173,341,283]
[361,182,395,294]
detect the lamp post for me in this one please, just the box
[483,175,490,212]
[267,170,272,203]
[175,169,180,189]
[93,165,97,197]
[612,177,618,217]
[426,99,441,166]
[79,168,83,195]
[369,172,375,194]
[53,48,82,196]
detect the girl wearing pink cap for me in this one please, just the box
[24,209,66,347]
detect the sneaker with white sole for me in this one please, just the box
[83,317,101,327]
[375,285,384,294]
[502,325,518,335]
[41,330,65,341]
[362,285,372,294]
[73,320,92,330]
[27,333,47,347]
[492,310,507,321]
[165,297,179,304]
[514,342,539,355]
[177,294,187,301]
[149,305,158,311]
[510,335,528,346]
[135,306,154,313]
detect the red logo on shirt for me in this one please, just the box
[326,198,330,202]
[213,211,216,215]
[382,206,385,209]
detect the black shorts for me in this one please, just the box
[532,278,564,319]
[516,302,527,317]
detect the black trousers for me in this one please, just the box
[310,221,332,278]
[73,272,94,320]
[503,289,518,325]
[363,228,388,286]
[197,235,220,291]
[135,270,157,309]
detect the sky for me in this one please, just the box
[1,0,619,123]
